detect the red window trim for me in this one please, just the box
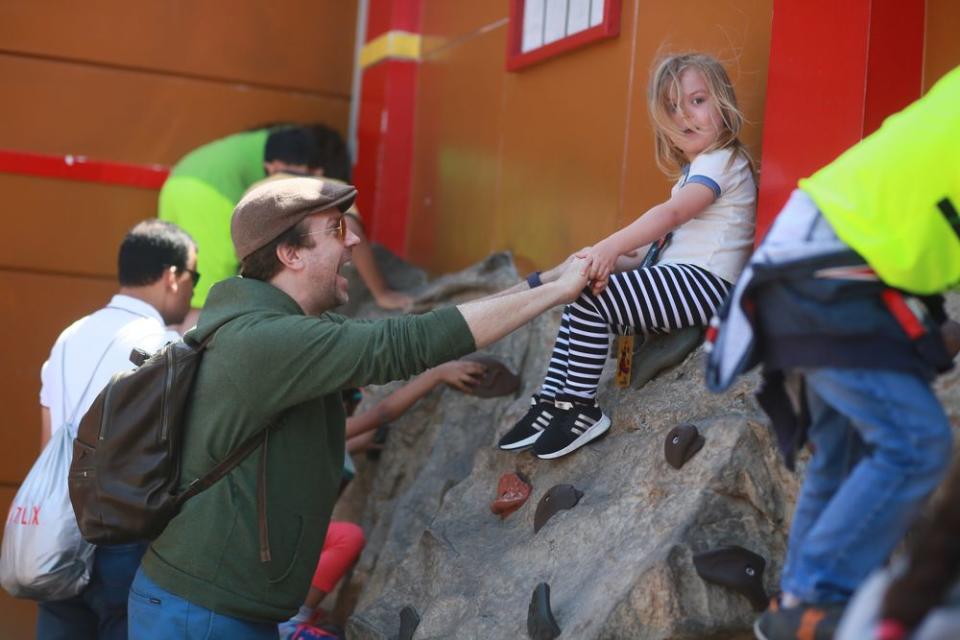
[506,0,621,72]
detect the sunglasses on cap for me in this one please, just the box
[299,216,348,244]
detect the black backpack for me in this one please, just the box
[68,332,268,545]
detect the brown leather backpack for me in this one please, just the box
[68,332,267,545]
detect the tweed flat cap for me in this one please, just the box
[231,177,357,260]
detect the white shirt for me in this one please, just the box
[660,147,757,283]
[39,295,180,437]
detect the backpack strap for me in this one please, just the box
[62,330,130,429]
[176,425,272,506]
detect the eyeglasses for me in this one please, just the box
[179,268,201,287]
[300,216,347,244]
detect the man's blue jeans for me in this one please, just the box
[780,367,952,604]
[36,542,147,640]
[127,568,277,639]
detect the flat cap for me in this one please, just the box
[231,176,357,260]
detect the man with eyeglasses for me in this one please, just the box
[128,177,591,639]
[35,219,197,640]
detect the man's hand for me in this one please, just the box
[554,255,591,303]
[433,360,486,393]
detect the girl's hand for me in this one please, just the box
[590,275,610,296]
[435,360,486,393]
[577,240,620,282]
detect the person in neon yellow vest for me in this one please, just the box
[707,66,960,640]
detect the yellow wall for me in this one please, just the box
[0,2,356,633]
[406,0,773,275]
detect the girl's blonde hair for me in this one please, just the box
[648,53,753,179]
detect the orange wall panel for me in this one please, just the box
[496,18,635,274]
[0,271,117,485]
[924,0,960,91]
[407,23,508,270]
[0,175,156,277]
[420,2,507,57]
[0,0,357,96]
[0,54,350,167]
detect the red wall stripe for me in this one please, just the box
[0,149,169,190]
[863,0,925,136]
[365,0,422,42]
[755,0,925,242]
[354,0,423,258]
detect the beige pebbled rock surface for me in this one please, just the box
[334,250,959,640]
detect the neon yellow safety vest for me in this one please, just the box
[799,65,960,295]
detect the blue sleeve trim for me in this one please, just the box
[685,175,721,198]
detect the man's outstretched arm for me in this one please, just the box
[457,256,590,349]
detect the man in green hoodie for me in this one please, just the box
[127,176,591,638]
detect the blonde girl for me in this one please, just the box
[498,53,756,460]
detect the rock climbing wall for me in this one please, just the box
[334,250,807,639]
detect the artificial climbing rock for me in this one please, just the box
[335,251,809,639]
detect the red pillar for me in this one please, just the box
[755,0,925,240]
[352,0,422,258]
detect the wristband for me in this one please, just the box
[526,271,543,289]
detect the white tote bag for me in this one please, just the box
[0,424,95,600]
[0,333,122,600]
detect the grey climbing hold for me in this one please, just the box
[631,326,704,389]
[398,605,420,640]
[533,485,583,534]
[664,424,705,469]
[461,354,521,397]
[693,545,768,611]
[527,582,561,639]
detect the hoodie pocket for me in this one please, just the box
[263,513,303,584]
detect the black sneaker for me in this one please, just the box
[753,601,844,640]
[497,396,556,451]
[533,397,611,459]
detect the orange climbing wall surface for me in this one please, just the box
[404,0,773,275]
[0,2,357,632]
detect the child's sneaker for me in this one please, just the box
[753,601,845,639]
[533,396,610,459]
[497,395,556,450]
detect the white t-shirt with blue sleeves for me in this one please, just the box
[659,147,756,283]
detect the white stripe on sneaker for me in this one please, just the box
[536,414,611,460]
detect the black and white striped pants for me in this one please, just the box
[539,263,732,401]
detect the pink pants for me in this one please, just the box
[312,521,366,593]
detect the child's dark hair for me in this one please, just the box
[648,53,753,179]
[117,220,195,287]
[879,458,960,633]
